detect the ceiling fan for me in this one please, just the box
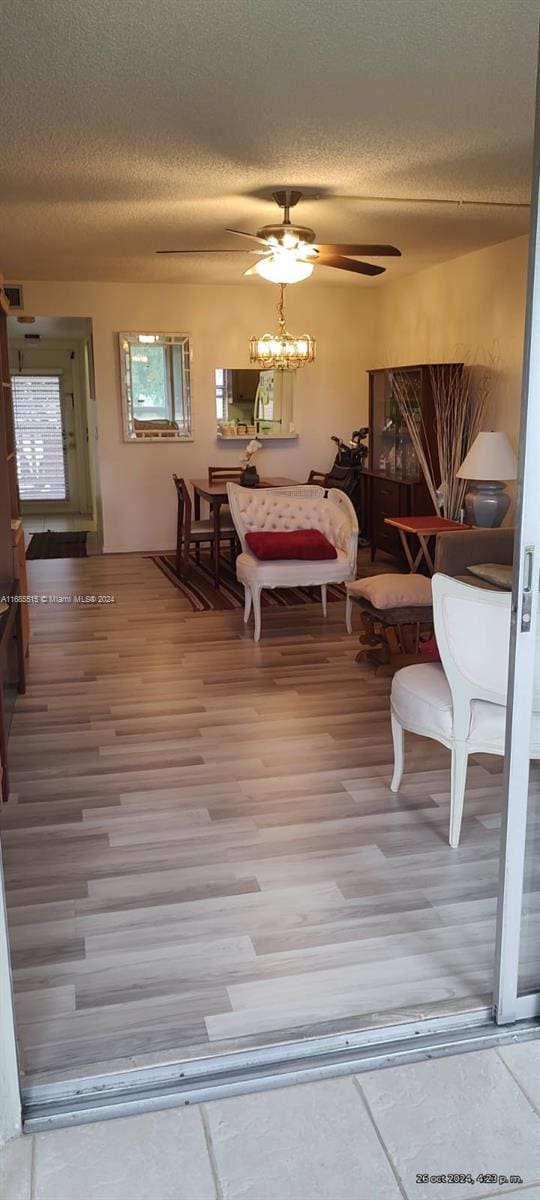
[156,189,401,282]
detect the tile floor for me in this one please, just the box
[22,514,95,535]
[22,512,98,552]
[2,1041,540,1200]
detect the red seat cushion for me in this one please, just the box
[246,529,338,561]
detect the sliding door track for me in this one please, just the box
[22,1008,539,1132]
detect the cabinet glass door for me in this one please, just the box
[372,369,421,479]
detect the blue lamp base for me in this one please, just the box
[464,481,510,528]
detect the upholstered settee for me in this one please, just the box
[434,526,514,582]
[227,483,358,641]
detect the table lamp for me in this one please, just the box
[457,431,517,527]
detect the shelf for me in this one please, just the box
[216,433,298,442]
[364,467,422,484]
[378,429,413,438]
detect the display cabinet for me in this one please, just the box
[362,363,463,559]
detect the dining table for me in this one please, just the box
[191,476,299,586]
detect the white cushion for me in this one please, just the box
[392,662,540,751]
[347,573,432,609]
[235,548,354,587]
[391,664,453,740]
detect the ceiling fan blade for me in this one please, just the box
[315,243,401,257]
[226,228,269,246]
[316,255,385,276]
[156,248,250,255]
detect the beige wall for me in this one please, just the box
[376,235,528,441]
[19,237,528,551]
[17,282,375,552]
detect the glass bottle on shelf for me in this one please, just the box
[395,439,404,476]
[403,440,419,478]
[371,367,423,479]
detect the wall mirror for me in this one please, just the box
[215,368,296,438]
[119,333,192,441]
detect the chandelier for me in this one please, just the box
[249,285,316,370]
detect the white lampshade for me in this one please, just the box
[457,431,517,481]
[255,254,314,284]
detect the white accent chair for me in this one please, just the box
[227,483,359,641]
[390,573,540,848]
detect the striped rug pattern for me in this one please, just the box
[149,551,346,612]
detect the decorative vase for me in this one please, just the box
[240,464,259,488]
[463,481,511,528]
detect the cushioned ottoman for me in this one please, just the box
[346,573,433,672]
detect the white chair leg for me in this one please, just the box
[252,586,262,642]
[449,743,469,848]
[321,584,327,618]
[390,713,404,792]
[243,585,252,624]
[345,593,353,634]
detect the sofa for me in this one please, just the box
[434,526,514,583]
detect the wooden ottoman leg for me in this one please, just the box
[355,612,386,663]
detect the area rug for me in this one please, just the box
[26,531,88,560]
[150,551,346,612]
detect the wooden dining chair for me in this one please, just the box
[208,466,243,483]
[173,476,236,576]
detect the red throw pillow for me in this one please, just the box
[246,529,338,561]
[419,636,441,662]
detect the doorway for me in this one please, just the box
[7,316,101,549]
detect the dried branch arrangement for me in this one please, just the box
[429,364,488,520]
[392,363,490,519]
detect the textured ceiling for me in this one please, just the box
[1,0,538,286]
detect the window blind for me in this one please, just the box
[11,374,69,501]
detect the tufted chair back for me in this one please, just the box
[227,483,358,568]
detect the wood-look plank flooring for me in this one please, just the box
[2,552,539,1083]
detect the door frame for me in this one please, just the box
[493,62,540,1026]
[9,338,93,515]
[3,99,540,1148]
[0,852,22,1144]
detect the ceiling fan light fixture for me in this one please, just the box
[255,252,314,284]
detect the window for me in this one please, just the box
[11,373,69,500]
[119,333,192,441]
[215,368,233,421]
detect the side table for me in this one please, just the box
[384,515,469,575]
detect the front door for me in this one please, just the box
[10,345,89,513]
